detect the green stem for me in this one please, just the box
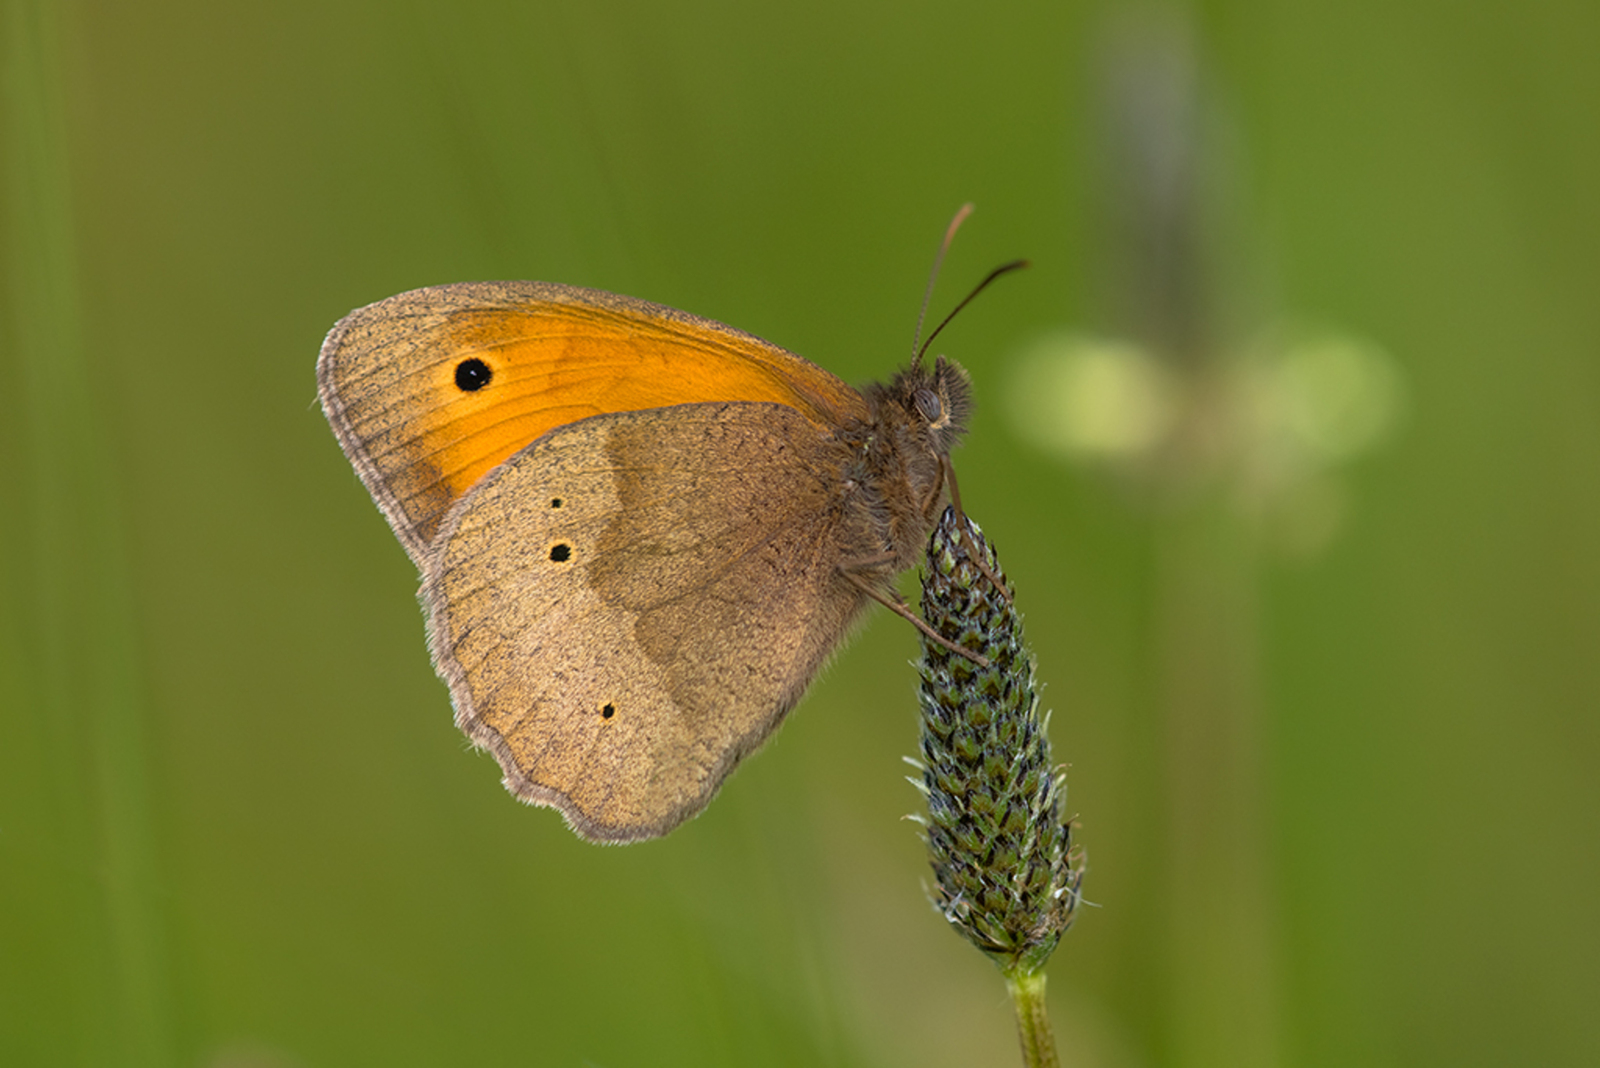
[1155,495,1280,1068]
[1005,970,1059,1068]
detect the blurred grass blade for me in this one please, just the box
[2,1,174,1063]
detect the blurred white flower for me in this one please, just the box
[1007,332,1178,460]
[1265,333,1405,463]
[1007,324,1406,557]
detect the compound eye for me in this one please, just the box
[914,388,942,423]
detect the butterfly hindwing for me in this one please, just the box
[422,402,870,841]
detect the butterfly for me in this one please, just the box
[318,223,1015,842]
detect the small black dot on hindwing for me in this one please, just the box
[601,703,615,719]
[549,543,572,562]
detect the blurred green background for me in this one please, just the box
[3,0,1597,1065]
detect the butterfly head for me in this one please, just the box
[901,354,973,459]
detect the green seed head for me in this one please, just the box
[914,507,1085,977]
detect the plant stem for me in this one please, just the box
[1006,971,1059,1068]
[1156,496,1280,1068]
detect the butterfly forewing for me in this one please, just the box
[317,281,870,563]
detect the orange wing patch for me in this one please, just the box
[318,281,869,562]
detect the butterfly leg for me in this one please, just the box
[839,567,990,668]
[939,457,1014,605]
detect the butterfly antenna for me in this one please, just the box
[915,258,1030,366]
[911,203,976,367]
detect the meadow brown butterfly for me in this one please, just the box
[318,241,1008,842]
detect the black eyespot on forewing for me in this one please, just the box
[549,543,572,562]
[550,498,563,508]
[455,358,492,391]
[601,703,615,719]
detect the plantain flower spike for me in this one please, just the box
[912,507,1085,977]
